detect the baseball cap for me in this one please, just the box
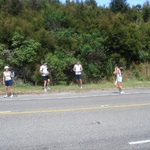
[4,66,9,69]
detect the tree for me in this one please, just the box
[7,32,41,82]
[77,29,107,81]
[105,13,145,65]
[84,0,97,7]
[9,32,40,66]
[142,1,150,22]
[109,0,129,13]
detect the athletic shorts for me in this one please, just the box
[42,75,50,81]
[75,74,82,79]
[5,80,12,86]
[116,77,122,82]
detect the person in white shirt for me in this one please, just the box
[113,64,124,94]
[73,61,83,88]
[3,66,13,98]
[40,61,51,92]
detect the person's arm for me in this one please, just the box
[80,65,83,71]
[73,65,76,72]
[113,67,118,75]
[40,66,43,74]
[9,71,13,78]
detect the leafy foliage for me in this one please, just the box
[9,32,41,67]
[0,0,149,84]
[110,0,129,13]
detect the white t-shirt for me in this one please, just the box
[3,71,11,81]
[40,65,48,76]
[74,64,82,75]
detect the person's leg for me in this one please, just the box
[4,86,8,97]
[47,79,50,86]
[79,79,82,88]
[44,80,47,91]
[78,75,82,88]
[46,79,51,90]
[9,80,13,97]
[76,79,79,85]
[75,75,79,86]
[114,80,118,88]
[9,86,13,98]
[117,82,123,93]
[42,76,47,92]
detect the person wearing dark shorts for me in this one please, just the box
[3,66,13,98]
[73,61,83,88]
[42,75,49,81]
[40,61,51,92]
[75,74,82,80]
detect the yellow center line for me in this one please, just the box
[0,103,150,115]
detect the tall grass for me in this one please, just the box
[123,62,150,81]
[0,79,149,95]
[0,63,149,95]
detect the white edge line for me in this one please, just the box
[129,140,150,145]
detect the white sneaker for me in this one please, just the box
[120,91,125,94]
[44,88,47,92]
[80,86,82,89]
[10,95,13,98]
[47,87,51,91]
[4,95,8,98]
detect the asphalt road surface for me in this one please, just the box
[0,88,150,150]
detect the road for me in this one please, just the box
[0,88,150,150]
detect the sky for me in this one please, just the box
[97,0,149,7]
[60,0,149,7]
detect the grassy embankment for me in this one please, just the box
[0,79,150,95]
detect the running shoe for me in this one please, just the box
[120,91,125,94]
[4,95,8,98]
[47,87,51,91]
[44,88,47,92]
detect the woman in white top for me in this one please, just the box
[113,64,124,94]
[73,61,83,88]
[3,66,13,98]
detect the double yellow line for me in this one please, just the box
[0,103,150,115]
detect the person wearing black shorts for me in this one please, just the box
[73,61,83,88]
[3,66,13,98]
[40,61,51,92]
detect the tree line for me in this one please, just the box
[0,0,150,85]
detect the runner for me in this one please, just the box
[3,66,13,98]
[40,61,51,92]
[73,61,83,89]
[113,64,125,94]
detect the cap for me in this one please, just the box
[4,66,9,69]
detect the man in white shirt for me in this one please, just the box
[73,61,83,88]
[40,61,51,92]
